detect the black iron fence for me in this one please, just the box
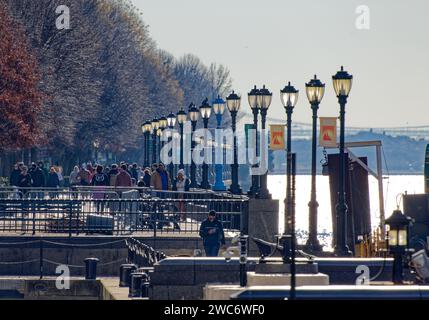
[0,188,248,236]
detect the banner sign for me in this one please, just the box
[319,117,338,147]
[269,125,286,150]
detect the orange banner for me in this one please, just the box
[270,125,286,150]
[319,117,338,147]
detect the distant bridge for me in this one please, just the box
[240,113,429,141]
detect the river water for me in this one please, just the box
[267,175,424,248]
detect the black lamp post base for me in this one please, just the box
[200,182,211,190]
[333,246,353,257]
[257,189,272,200]
[229,186,242,195]
[303,240,323,253]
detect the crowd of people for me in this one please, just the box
[9,161,193,195]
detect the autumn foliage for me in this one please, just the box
[0,3,43,150]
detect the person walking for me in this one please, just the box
[150,163,171,192]
[199,210,226,257]
[69,166,80,187]
[108,164,119,186]
[78,165,91,186]
[18,166,33,198]
[46,167,60,198]
[29,163,45,198]
[172,169,191,221]
[10,163,22,187]
[92,165,109,208]
[115,164,132,188]
[130,163,139,182]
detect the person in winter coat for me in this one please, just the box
[18,166,32,198]
[92,165,109,202]
[150,163,171,191]
[46,167,60,198]
[108,164,119,186]
[10,163,22,187]
[199,210,226,257]
[115,164,132,188]
[29,163,45,188]
[69,166,80,187]
[172,169,191,221]
[78,166,91,186]
[29,163,45,199]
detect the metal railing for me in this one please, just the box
[0,190,248,237]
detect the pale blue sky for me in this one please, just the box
[131,0,428,127]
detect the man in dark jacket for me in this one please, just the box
[10,163,21,187]
[199,210,226,257]
[29,163,45,188]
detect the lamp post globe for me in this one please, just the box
[248,86,261,197]
[305,75,325,253]
[199,98,212,189]
[166,112,177,178]
[257,85,272,200]
[332,66,353,257]
[226,91,242,195]
[189,103,199,189]
[177,108,187,170]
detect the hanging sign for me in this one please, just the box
[269,125,286,150]
[319,117,338,147]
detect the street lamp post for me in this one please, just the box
[257,85,273,200]
[93,140,100,164]
[151,118,159,164]
[212,96,227,191]
[167,112,177,179]
[280,82,299,235]
[305,75,325,253]
[199,98,212,189]
[142,121,152,168]
[189,103,200,189]
[247,86,260,198]
[177,109,187,170]
[226,91,242,195]
[332,66,353,257]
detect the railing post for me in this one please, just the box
[39,239,43,280]
[68,202,72,238]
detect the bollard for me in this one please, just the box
[281,235,293,264]
[239,235,248,287]
[84,258,100,280]
[141,272,150,298]
[119,264,138,287]
[129,272,144,298]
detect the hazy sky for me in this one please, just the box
[131,0,428,127]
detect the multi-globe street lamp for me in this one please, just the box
[212,96,227,191]
[226,91,242,195]
[167,112,177,179]
[189,103,200,188]
[257,85,273,200]
[151,118,160,164]
[332,66,353,257]
[199,98,212,190]
[176,108,187,170]
[248,86,260,198]
[305,75,325,253]
[142,121,152,168]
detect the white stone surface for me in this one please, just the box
[247,272,329,286]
